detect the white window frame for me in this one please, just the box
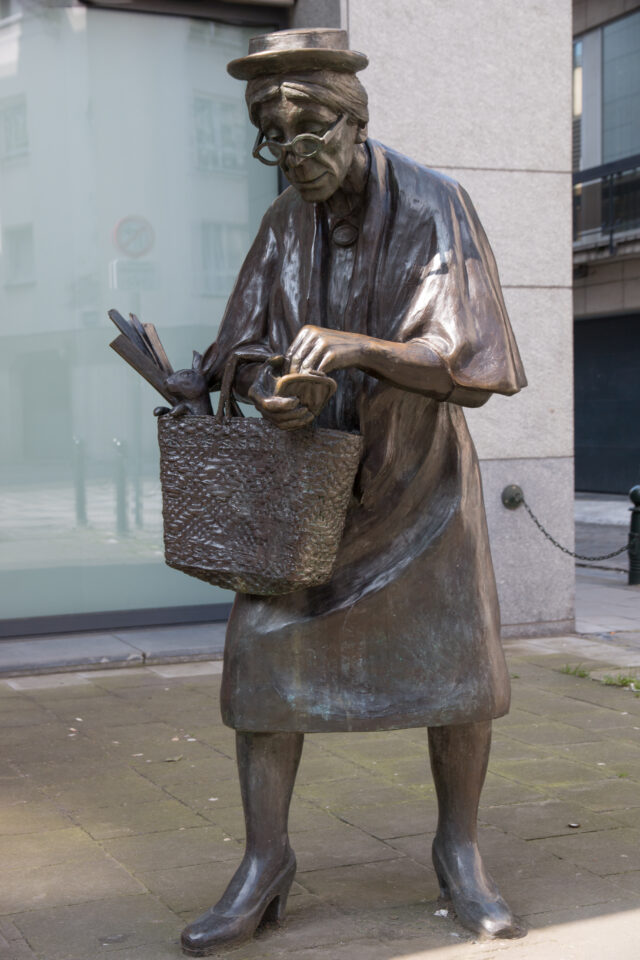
[0,95,29,162]
[196,220,248,297]
[2,223,36,287]
[193,92,247,174]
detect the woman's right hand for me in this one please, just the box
[248,362,314,431]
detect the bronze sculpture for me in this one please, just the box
[174,27,527,955]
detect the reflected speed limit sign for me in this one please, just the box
[114,216,155,259]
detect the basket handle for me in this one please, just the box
[215,351,284,422]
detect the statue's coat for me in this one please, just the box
[206,140,526,732]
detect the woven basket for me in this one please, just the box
[158,355,363,595]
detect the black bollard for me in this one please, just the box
[72,436,87,527]
[113,438,129,536]
[630,486,640,586]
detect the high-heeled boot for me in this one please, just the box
[181,731,303,957]
[428,721,526,940]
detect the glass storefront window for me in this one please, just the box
[0,4,278,629]
[572,39,582,171]
[603,9,640,163]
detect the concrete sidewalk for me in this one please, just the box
[3,619,640,960]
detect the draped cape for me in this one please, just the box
[205,140,526,732]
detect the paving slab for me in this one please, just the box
[135,858,243,915]
[0,801,74,837]
[298,857,439,910]
[295,776,418,810]
[497,719,595,746]
[10,895,182,960]
[490,756,613,788]
[290,822,400,872]
[102,824,242,873]
[607,806,640,828]
[0,826,107,873]
[71,797,209,840]
[162,777,243,812]
[0,939,38,959]
[294,751,366,784]
[554,779,640,812]
[335,799,438,839]
[476,771,545,806]
[531,826,640,875]
[42,769,165,812]
[0,858,146,914]
[479,799,620,840]
[387,825,566,879]
[3,623,640,958]
[488,734,556,761]
[0,775,45,805]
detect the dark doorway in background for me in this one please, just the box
[574,313,640,493]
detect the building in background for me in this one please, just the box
[0,0,574,641]
[0,0,284,635]
[572,0,640,494]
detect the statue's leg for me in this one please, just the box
[427,720,526,939]
[181,731,303,957]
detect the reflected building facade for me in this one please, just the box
[572,0,640,494]
[0,2,278,632]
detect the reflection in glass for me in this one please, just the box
[194,95,247,173]
[572,39,582,172]
[603,9,640,164]
[0,4,277,624]
[0,95,28,159]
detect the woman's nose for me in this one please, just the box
[283,149,305,170]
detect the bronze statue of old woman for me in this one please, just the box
[179,28,527,956]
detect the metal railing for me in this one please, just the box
[573,153,640,253]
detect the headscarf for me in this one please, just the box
[245,70,369,129]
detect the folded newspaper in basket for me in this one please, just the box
[108,309,175,402]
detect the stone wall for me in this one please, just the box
[291,0,575,635]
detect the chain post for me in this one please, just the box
[630,487,640,586]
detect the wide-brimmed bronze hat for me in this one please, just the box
[227,28,368,81]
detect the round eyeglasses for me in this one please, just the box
[252,114,346,166]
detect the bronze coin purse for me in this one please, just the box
[274,371,337,416]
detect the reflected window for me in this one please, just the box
[194,95,246,172]
[199,221,248,296]
[603,9,640,163]
[572,40,582,171]
[0,96,28,160]
[0,0,21,21]
[2,224,35,285]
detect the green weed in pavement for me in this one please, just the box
[559,664,590,679]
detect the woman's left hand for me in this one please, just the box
[287,326,370,375]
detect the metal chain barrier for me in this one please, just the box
[501,484,640,579]
[520,497,633,562]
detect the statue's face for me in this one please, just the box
[258,95,361,202]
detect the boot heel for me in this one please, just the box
[261,891,287,926]
[436,872,450,898]
[432,845,450,899]
[259,862,296,928]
